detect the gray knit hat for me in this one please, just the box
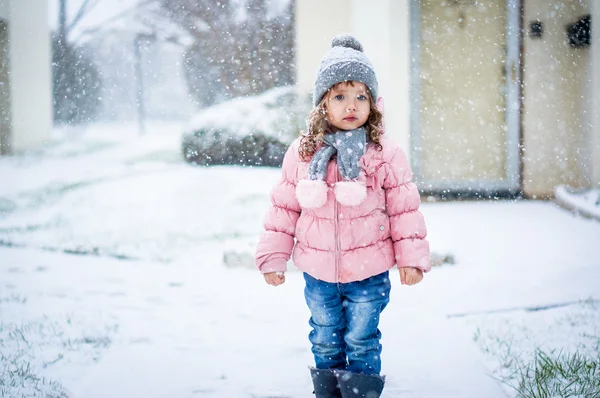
[312,34,378,107]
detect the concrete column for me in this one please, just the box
[351,0,411,155]
[592,0,600,186]
[295,0,351,96]
[8,0,52,151]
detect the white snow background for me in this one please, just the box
[1,122,599,397]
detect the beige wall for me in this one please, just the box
[418,0,507,182]
[592,0,600,187]
[295,0,411,153]
[7,0,52,151]
[522,0,590,197]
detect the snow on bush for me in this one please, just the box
[181,86,310,167]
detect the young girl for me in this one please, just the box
[255,35,431,398]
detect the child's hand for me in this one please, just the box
[264,271,286,286]
[400,267,423,286]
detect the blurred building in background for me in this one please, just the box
[0,0,53,154]
[297,0,600,198]
[1,0,599,199]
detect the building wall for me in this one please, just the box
[295,0,350,95]
[296,1,596,195]
[0,19,11,154]
[522,0,590,197]
[6,0,52,152]
[592,0,600,187]
[352,0,411,153]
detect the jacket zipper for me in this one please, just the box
[334,162,341,282]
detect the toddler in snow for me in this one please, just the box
[255,34,431,398]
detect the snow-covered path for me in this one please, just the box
[3,246,507,398]
[1,123,599,397]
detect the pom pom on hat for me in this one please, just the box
[331,35,363,52]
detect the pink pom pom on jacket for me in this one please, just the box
[255,135,431,283]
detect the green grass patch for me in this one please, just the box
[510,349,600,398]
[465,300,600,397]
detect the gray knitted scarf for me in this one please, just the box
[308,127,367,181]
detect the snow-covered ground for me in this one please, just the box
[555,185,600,221]
[1,122,599,397]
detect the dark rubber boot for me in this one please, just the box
[310,367,342,398]
[336,371,385,398]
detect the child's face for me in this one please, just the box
[325,81,371,131]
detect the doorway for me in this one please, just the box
[410,0,521,195]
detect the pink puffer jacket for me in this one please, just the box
[255,136,431,283]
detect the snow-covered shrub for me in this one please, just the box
[182,86,310,167]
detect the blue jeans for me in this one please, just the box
[303,271,391,375]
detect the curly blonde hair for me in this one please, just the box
[299,82,383,162]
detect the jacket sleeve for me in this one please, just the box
[254,143,302,273]
[383,145,431,272]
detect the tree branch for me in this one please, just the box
[69,0,157,43]
[135,18,188,48]
[67,0,100,34]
